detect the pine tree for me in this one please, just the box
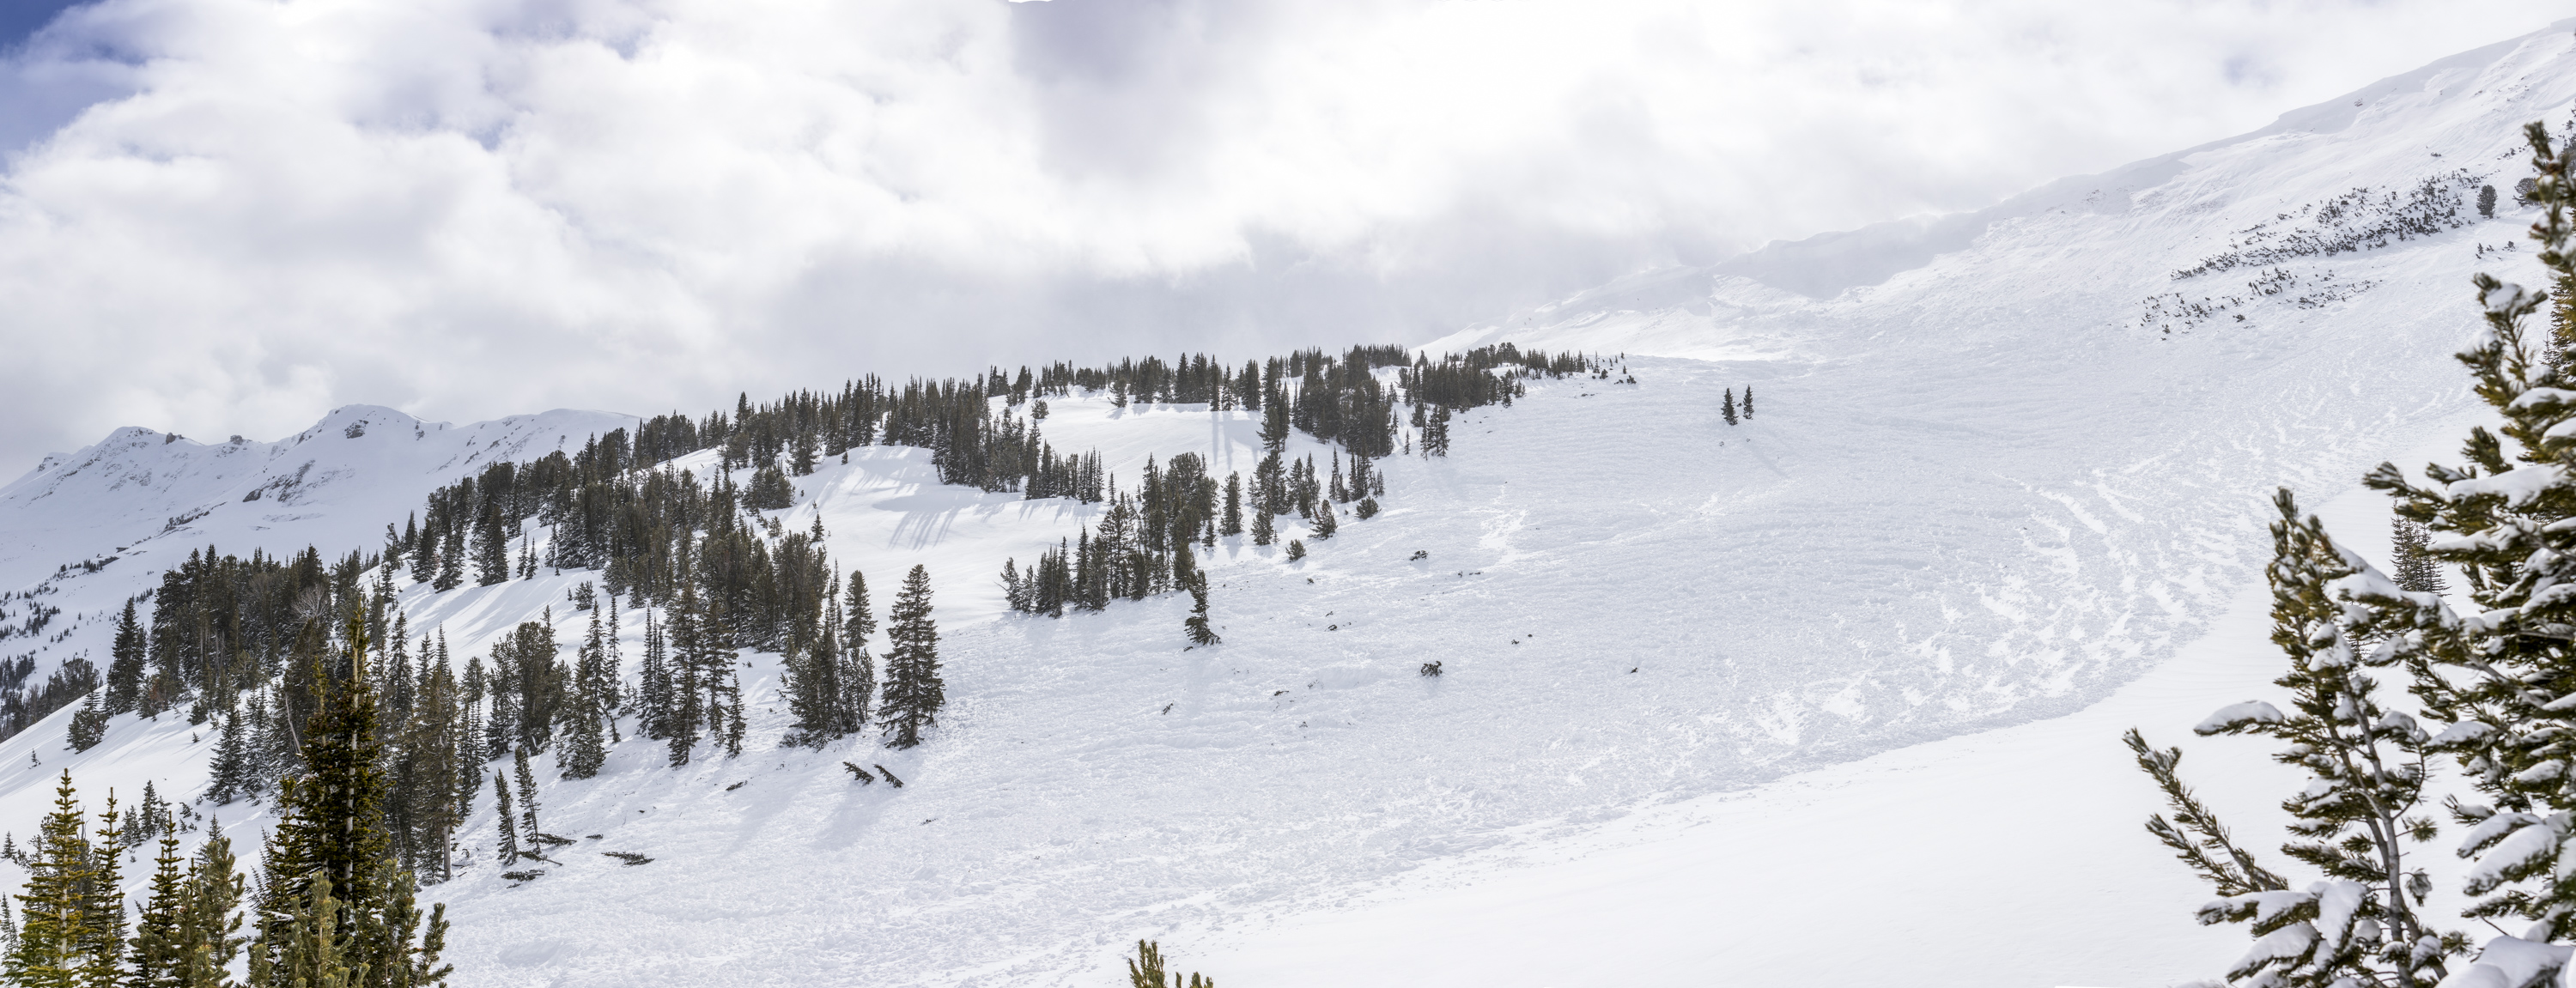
[106,601,147,715]
[174,824,249,988]
[2481,184,2499,218]
[130,832,190,988]
[722,674,745,758]
[1285,540,1305,562]
[489,776,517,864]
[1222,474,1243,536]
[878,566,943,749]
[1313,500,1337,540]
[2354,125,2576,961]
[1250,504,1275,547]
[560,613,607,779]
[1184,578,1219,647]
[2388,518,2448,595]
[2136,488,2455,986]
[471,504,508,588]
[1742,386,1754,419]
[5,772,104,988]
[510,748,540,850]
[840,571,877,738]
[1722,388,1738,426]
[206,708,253,805]
[432,523,463,593]
[1126,940,1215,988]
[248,609,448,987]
[248,871,353,988]
[65,694,106,753]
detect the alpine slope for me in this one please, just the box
[6,19,2576,988]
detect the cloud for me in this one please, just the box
[0,0,2555,471]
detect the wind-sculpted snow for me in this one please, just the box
[2,20,2576,988]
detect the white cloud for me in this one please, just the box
[0,0,2556,470]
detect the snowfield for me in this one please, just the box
[5,19,2576,988]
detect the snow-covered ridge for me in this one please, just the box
[0,404,638,592]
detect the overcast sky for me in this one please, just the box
[0,0,2560,472]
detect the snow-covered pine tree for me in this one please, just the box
[1250,503,1275,547]
[1314,500,1337,540]
[1722,388,1737,426]
[878,566,943,749]
[2142,488,2456,986]
[2482,184,2500,218]
[1285,540,1306,561]
[2354,124,2576,972]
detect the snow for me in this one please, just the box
[1,17,2575,988]
[2197,700,2287,735]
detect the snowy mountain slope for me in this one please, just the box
[0,404,636,675]
[0,20,2572,988]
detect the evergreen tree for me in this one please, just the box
[560,612,607,779]
[1742,386,1755,418]
[174,824,249,988]
[2388,517,2448,595]
[1722,388,1738,426]
[432,523,463,593]
[510,748,539,850]
[489,775,517,864]
[247,872,352,988]
[1250,504,1275,547]
[248,609,448,988]
[722,675,745,759]
[1126,940,1215,988]
[1285,540,1306,562]
[206,708,253,805]
[1356,497,1380,521]
[4,772,106,988]
[65,695,106,753]
[2137,489,2455,985]
[131,832,190,987]
[2481,183,2499,218]
[878,566,943,749]
[840,571,877,738]
[1222,474,1242,536]
[106,601,147,715]
[1184,578,1219,647]
[1313,500,1337,540]
[2354,124,2576,960]
[471,504,508,588]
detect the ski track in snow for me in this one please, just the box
[2,21,2575,988]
